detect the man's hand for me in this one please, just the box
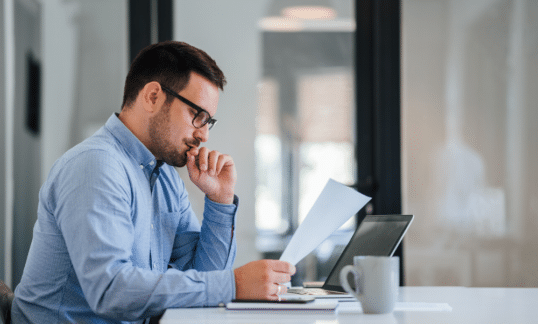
[186,147,236,204]
[234,260,296,300]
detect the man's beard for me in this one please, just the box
[148,103,188,168]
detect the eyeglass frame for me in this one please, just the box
[161,85,217,130]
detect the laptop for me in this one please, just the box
[286,214,414,297]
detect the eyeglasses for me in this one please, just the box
[161,85,217,130]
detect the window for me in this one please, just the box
[402,0,538,287]
[255,1,356,282]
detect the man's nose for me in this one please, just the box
[194,125,209,143]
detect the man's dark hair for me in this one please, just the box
[121,41,226,109]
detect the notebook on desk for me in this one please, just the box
[226,299,338,311]
[286,214,414,298]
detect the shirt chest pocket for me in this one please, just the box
[158,211,181,262]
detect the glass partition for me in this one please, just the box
[402,0,538,287]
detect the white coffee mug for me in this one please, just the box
[340,256,399,314]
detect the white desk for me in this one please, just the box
[160,286,538,323]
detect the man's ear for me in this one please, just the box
[141,81,166,113]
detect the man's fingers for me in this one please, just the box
[187,146,199,157]
[274,283,288,295]
[216,154,233,174]
[271,272,292,284]
[234,260,296,301]
[192,148,228,176]
[186,152,198,176]
[197,147,209,171]
[192,148,234,177]
[267,294,280,301]
[207,150,219,176]
[267,260,296,275]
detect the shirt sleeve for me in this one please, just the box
[168,181,238,272]
[54,150,236,321]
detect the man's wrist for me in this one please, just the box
[207,193,235,205]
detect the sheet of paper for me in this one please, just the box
[336,301,453,313]
[280,178,371,265]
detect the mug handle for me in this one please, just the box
[340,265,362,299]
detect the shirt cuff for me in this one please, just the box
[203,195,239,226]
[206,269,236,305]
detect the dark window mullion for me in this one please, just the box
[129,0,173,64]
[354,0,403,285]
[157,0,173,42]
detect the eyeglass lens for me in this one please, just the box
[194,112,209,128]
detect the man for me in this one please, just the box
[12,41,295,323]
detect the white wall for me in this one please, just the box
[42,0,128,178]
[173,0,270,266]
[70,0,128,145]
[41,0,80,182]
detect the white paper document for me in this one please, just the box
[280,178,371,265]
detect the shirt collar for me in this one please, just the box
[105,113,161,179]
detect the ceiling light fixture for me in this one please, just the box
[281,6,337,20]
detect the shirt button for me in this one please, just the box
[139,165,144,169]
[149,161,155,166]
[151,223,154,229]
[153,263,157,268]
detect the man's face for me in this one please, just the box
[148,72,220,167]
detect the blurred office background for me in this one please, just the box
[1,0,537,290]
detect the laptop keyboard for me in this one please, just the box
[287,288,347,295]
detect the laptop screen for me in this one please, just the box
[322,214,413,292]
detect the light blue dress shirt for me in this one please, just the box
[12,114,238,323]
